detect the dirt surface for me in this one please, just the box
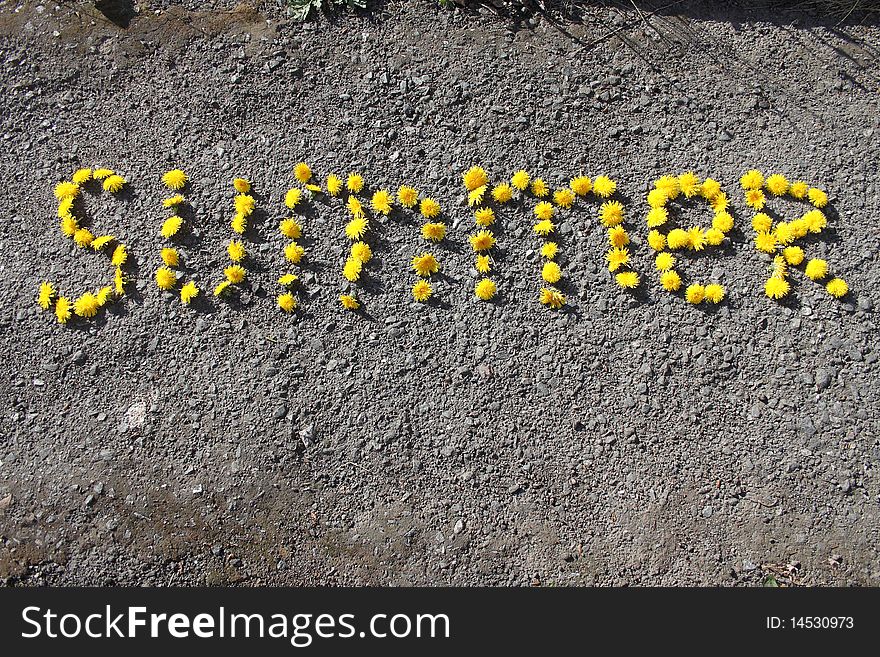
[1,0,879,586]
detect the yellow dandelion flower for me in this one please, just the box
[700,178,722,200]
[93,168,113,180]
[530,178,549,197]
[327,174,343,196]
[783,246,804,265]
[647,229,666,251]
[647,188,668,208]
[347,196,365,220]
[345,216,368,240]
[705,227,725,246]
[772,255,788,279]
[687,226,707,251]
[667,228,691,250]
[599,200,624,227]
[754,231,777,253]
[541,242,558,259]
[740,169,764,190]
[103,175,125,193]
[180,282,199,304]
[533,219,554,236]
[343,257,363,282]
[227,241,245,263]
[284,242,305,264]
[661,270,682,292]
[38,281,55,310]
[214,280,231,297]
[616,271,640,289]
[678,172,700,198]
[826,278,848,298]
[475,255,491,273]
[234,194,255,216]
[805,259,828,281]
[54,181,79,200]
[162,169,188,190]
[469,230,495,252]
[789,181,809,199]
[492,183,513,203]
[608,226,629,248]
[745,188,766,210]
[278,273,298,287]
[279,218,303,239]
[765,174,789,196]
[654,175,680,199]
[72,168,92,184]
[593,176,616,198]
[91,235,115,251]
[710,192,729,213]
[340,294,360,310]
[475,278,497,301]
[803,209,827,233]
[421,222,446,241]
[412,280,433,302]
[162,215,183,238]
[58,197,74,220]
[114,267,125,294]
[420,197,441,219]
[542,261,562,283]
[655,252,675,271]
[110,244,128,267]
[73,228,94,247]
[570,175,592,196]
[371,189,393,215]
[95,287,114,307]
[752,213,773,233]
[277,293,297,312]
[534,201,554,221]
[231,213,247,234]
[646,207,668,228]
[553,188,575,209]
[474,207,495,226]
[155,267,177,290]
[468,185,487,207]
[285,188,302,210]
[411,253,440,277]
[511,170,530,191]
[712,211,734,233]
[224,264,246,284]
[94,284,115,306]
[539,287,565,309]
[685,284,705,304]
[55,296,72,324]
[463,166,489,191]
[765,276,790,300]
[790,219,809,239]
[350,241,373,263]
[397,185,419,207]
[775,222,795,245]
[306,183,322,193]
[294,162,312,183]
[606,247,629,272]
[704,284,725,304]
[232,177,250,193]
[74,292,101,318]
[161,247,180,267]
[807,187,828,208]
[163,194,185,208]
[60,214,78,234]
[347,173,364,193]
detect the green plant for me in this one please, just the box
[287,0,366,21]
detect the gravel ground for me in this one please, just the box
[1,0,879,586]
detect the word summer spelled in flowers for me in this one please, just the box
[38,164,850,324]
